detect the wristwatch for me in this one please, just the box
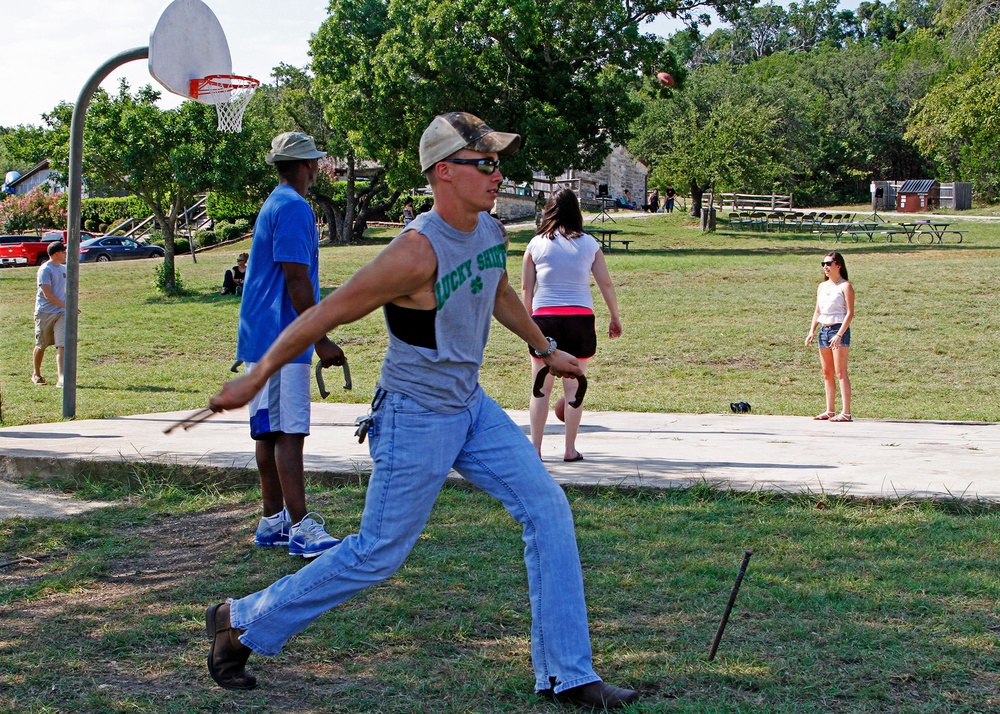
[531,336,557,358]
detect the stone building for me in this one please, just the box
[531,145,648,206]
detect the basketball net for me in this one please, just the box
[189,75,261,132]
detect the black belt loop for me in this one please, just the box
[371,387,387,412]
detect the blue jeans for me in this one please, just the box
[230,387,600,694]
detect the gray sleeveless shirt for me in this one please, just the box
[377,209,508,413]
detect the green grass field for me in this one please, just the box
[1,207,998,425]
[2,209,1000,712]
[2,469,999,713]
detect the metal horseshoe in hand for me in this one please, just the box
[316,359,352,399]
[532,366,587,408]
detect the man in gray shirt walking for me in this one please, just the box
[32,241,70,387]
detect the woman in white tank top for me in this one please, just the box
[804,252,855,421]
[522,189,622,461]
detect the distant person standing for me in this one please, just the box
[664,185,676,213]
[237,132,346,557]
[646,189,659,213]
[805,252,854,422]
[32,241,70,387]
[402,198,416,227]
[535,190,546,228]
[522,188,622,461]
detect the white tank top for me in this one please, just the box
[817,280,847,324]
[526,230,600,309]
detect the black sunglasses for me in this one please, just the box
[441,158,501,175]
[821,260,836,267]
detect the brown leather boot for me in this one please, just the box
[540,680,640,710]
[206,602,257,690]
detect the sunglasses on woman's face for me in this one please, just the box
[441,158,501,175]
[821,261,835,267]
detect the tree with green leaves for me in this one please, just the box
[629,65,790,216]
[1,105,74,181]
[268,63,403,244]
[906,23,1000,200]
[305,0,719,223]
[65,81,271,293]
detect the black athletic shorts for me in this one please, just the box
[530,313,597,359]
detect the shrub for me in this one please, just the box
[0,188,64,233]
[85,218,100,232]
[105,219,130,234]
[233,218,251,235]
[195,229,218,247]
[153,262,183,294]
[80,196,148,228]
[213,220,244,241]
[206,192,259,223]
[173,238,190,254]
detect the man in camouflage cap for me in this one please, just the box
[204,113,639,710]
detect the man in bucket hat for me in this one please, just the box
[236,132,346,559]
[204,114,639,710]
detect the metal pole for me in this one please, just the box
[63,46,149,419]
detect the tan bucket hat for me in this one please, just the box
[419,112,521,172]
[265,132,327,164]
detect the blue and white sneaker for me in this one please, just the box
[288,512,341,558]
[254,508,291,547]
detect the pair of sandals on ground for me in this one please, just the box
[814,410,853,422]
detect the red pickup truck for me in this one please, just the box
[0,231,95,267]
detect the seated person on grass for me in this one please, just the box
[221,253,248,295]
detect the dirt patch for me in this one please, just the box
[0,479,114,520]
[0,502,374,712]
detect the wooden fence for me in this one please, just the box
[707,192,793,210]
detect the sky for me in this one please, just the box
[2,0,860,129]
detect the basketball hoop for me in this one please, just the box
[189,74,260,132]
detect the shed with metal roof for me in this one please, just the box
[896,179,939,212]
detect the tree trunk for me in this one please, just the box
[688,179,711,219]
[311,163,402,245]
[161,222,177,294]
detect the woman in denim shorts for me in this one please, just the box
[804,252,855,421]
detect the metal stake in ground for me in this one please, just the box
[708,550,753,661]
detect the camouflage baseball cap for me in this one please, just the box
[419,112,521,172]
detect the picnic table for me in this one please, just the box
[590,228,632,252]
[897,222,965,244]
[813,222,859,242]
[839,222,904,243]
[816,220,910,243]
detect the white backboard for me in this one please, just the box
[149,0,232,104]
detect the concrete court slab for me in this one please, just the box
[1,405,998,516]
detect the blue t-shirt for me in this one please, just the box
[236,184,320,364]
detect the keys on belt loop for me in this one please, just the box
[355,388,387,443]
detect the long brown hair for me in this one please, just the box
[537,188,584,240]
[823,252,849,280]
